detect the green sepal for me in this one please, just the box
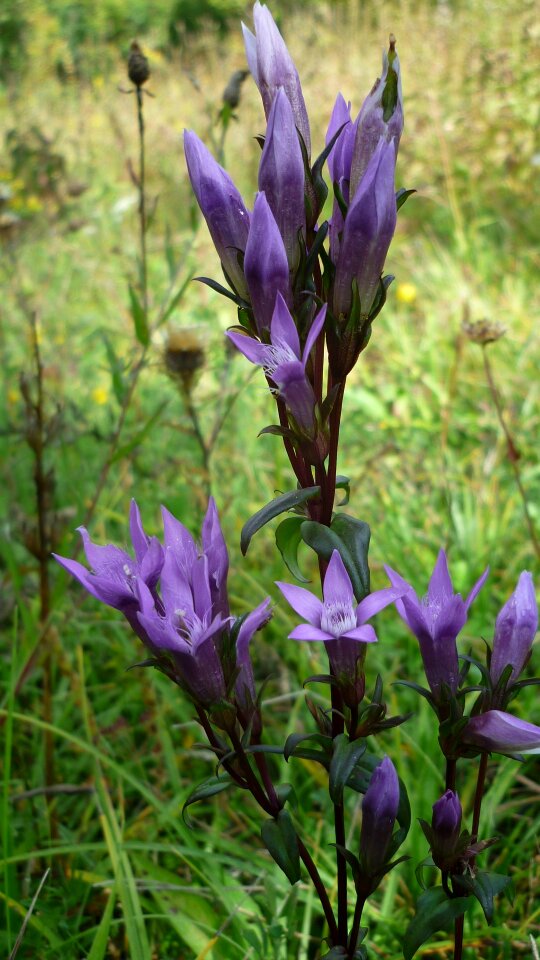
[195,275,244,306]
[368,274,394,323]
[396,188,416,211]
[182,774,233,826]
[261,809,301,885]
[393,679,436,709]
[241,485,321,555]
[333,179,349,219]
[258,423,297,441]
[329,733,367,805]
[414,854,436,890]
[275,516,309,582]
[335,475,351,506]
[402,888,473,960]
[275,782,298,811]
[381,63,399,122]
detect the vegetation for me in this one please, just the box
[1,0,539,956]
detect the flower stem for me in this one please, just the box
[482,347,540,562]
[471,752,488,842]
[297,836,340,945]
[445,757,457,792]
[454,914,464,960]
[348,893,367,956]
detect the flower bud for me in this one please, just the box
[431,790,462,862]
[325,93,358,262]
[242,1,311,156]
[462,710,540,755]
[360,756,399,876]
[333,138,397,320]
[490,571,537,686]
[184,131,250,299]
[349,38,404,198]
[258,88,305,273]
[244,192,291,334]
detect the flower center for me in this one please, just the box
[321,599,356,637]
[263,338,298,379]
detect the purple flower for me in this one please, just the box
[359,756,400,876]
[184,130,250,299]
[226,292,326,436]
[53,500,164,645]
[432,790,462,856]
[462,710,540,755]
[244,192,291,334]
[242,1,311,156]
[202,497,230,620]
[325,93,358,262]
[332,138,397,318]
[490,571,537,686]
[276,549,404,683]
[349,44,404,198]
[385,549,489,700]
[258,88,305,273]
[235,597,273,710]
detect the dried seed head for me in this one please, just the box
[128,41,150,88]
[222,69,249,110]
[462,318,506,345]
[164,328,205,393]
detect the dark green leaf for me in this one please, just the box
[284,731,332,762]
[403,888,472,960]
[182,774,233,825]
[457,871,512,924]
[261,810,301,884]
[329,734,367,805]
[101,332,125,404]
[275,516,309,582]
[330,514,371,599]
[128,283,149,347]
[259,424,296,440]
[335,475,351,506]
[414,854,436,890]
[300,520,363,600]
[396,188,417,211]
[241,485,320,555]
[195,276,242,306]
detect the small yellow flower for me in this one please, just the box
[91,387,109,406]
[11,178,25,192]
[7,388,19,405]
[396,282,417,305]
[93,75,105,90]
[26,195,43,212]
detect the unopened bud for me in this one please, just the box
[128,41,150,88]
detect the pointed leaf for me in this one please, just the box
[128,283,149,347]
[457,871,512,924]
[329,733,367,805]
[331,514,371,599]
[241,486,320,555]
[276,516,309,582]
[195,276,243,306]
[261,810,301,884]
[182,774,233,825]
[396,188,417,211]
[403,888,472,960]
[335,475,351,506]
[284,731,332,762]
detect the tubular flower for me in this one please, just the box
[258,88,306,273]
[490,571,537,686]
[462,710,540,756]
[431,790,462,858]
[359,756,400,877]
[226,292,326,436]
[385,549,489,700]
[325,93,358,262]
[276,549,404,685]
[53,500,164,646]
[184,130,250,299]
[332,138,397,318]
[242,0,311,156]
[349,39,404,198]
[244,192,291,334]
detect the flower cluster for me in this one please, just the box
[55,500,271,720]
[184,0,403,460]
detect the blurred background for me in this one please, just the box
[1,0,539,956]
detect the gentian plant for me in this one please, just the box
[57,4,540,957]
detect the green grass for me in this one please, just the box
[1,0,539,956]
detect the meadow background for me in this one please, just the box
[1,0,539,956]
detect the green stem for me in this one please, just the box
[348,894,366,956]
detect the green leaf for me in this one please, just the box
[101,332,125,404]
[335,474,351,506]
[329,734,367,805]
[300,520,363,600]
[182,774,233,825]
[275,516,309,582]
[396,188,417,211]
[261,810,301,884]
[128,283,149,347]
[158,272,193,327]
[457,871,512,924]
[87,890,117,960]
[330,514,371,598]
[195,275,243,306]
[403,888,472,960]
[284,731,332,762]
[241,485,320,555]
[111,400,168,464]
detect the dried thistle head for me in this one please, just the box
[128,41,150,88]
[164,328,205,394]
[462,317,506,345]
[222,69,249,110]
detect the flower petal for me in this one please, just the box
[276,580,323,625]
[342,624,378,643]
[270,292,300,359]
[289,623,333,642]
[302,304,327,367]
[464,565,489,611]
[428,549,453,602]
[356,585,406,624]
[226,329,267,366]
[323,550,354,607]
